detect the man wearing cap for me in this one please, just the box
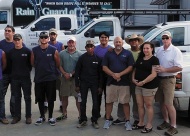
[43,28,65,113]
[56,36,82,122]
[102,36,134,130]
[155,31,183,136]
[75,40,102,129]
[31,31,60,126]
[8,34,32,124]
[113,34,144,128]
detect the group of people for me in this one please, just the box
[0,25,183,136]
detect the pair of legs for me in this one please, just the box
[135,86,157,129]
[117,82,139,121]
[35,80,56,119]
[80,82,99,123]
[156,78,177,127]
[11,78,32,119]
[1,74,15,118]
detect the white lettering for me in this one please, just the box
[16,8,34,16]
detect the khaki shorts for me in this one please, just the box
[135,86,157,96]
[155,78,176,105]
[106,85,130,104]
[60,77,77,97]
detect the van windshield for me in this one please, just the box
[76,20,94,34]
[141,26,161,41]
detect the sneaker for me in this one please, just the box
[132,120,139,127]
[104,114,114,121]
[77,121,87,128]
[165,126,178,136]
[26,117,32,124]
[125,121,132,131]
[35,117,46,125]
[11,117,21,124]
[112,119,125,125]
[103,120,112,129]
[157,121,171,130]
[0,118,9,124]
[92,121,99,129]
[56,114,67,121]
[48,118,56,126]
[44,106,48,114]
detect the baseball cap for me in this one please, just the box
[161,31,172,37]
[39,31,49,37]
[67,36,76,42]
[86,40,95,45]
[49,28,57,34]
[13,34,22,40]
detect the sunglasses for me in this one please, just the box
[40,36,48,39]
[5,30,12,32]
[162,37,169,40]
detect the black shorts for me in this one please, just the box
[35,80,56,103]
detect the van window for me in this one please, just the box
[87,21,114,36]
[153,27,185,46]
[35,18,55,31]
[0,11,7,24]
[59,17,71,30]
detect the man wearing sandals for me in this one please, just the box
[155,31,183,136]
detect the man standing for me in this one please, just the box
[156,31,183,136]
[94,31,113,119]
[102,37,134,130]
[0,25,15,124]
[31,31,60,126]
[43,28,65,113]
[75,40,102,129]
[56,36,82,121]
[113,34,144,128]
[9,34,32,124]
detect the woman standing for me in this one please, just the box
[132,42,160,133]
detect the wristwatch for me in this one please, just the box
[69,73,72,77]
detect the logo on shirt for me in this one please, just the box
[47,54,52,56]
[122,55,127,57]
[21,54,28,56]
[93,61,98,64]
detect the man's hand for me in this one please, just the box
[75,87,80,93]
[63,73,71,80]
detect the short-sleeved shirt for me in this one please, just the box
[135,56,160,89]
[94,44,112,59]
[48,41,63,52]
[59,48,82,73]
[156,44,183,76]
[102,49,134,86]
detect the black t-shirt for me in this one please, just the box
[135,56,160,89]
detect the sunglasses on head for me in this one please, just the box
[40,36,48,39]
[162,37,169,40]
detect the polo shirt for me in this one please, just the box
[156,44,183,76]
[59,48,82,73]
[102,49,134,86]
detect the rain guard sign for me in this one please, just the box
[13,0,119,26]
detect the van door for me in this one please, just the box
[0,10,11,29]
[26,17,56,48]
[78,21,114,52]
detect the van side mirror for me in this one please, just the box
[84,29,95,38]
[30,25,36,31]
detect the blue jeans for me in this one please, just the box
[0,74,14,119]
[11,78,32,118]
[0,79,4,119]
[80,82,99,122]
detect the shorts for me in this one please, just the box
[60,77,77,97]
[155,78,176,105]
[106,85,130,104]
[35,80,56,103]
[135,86,157,96]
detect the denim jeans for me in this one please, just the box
[0,79,4,119]
[11,78,32,118]
[80,82,99,122]
[0,74,14,119]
